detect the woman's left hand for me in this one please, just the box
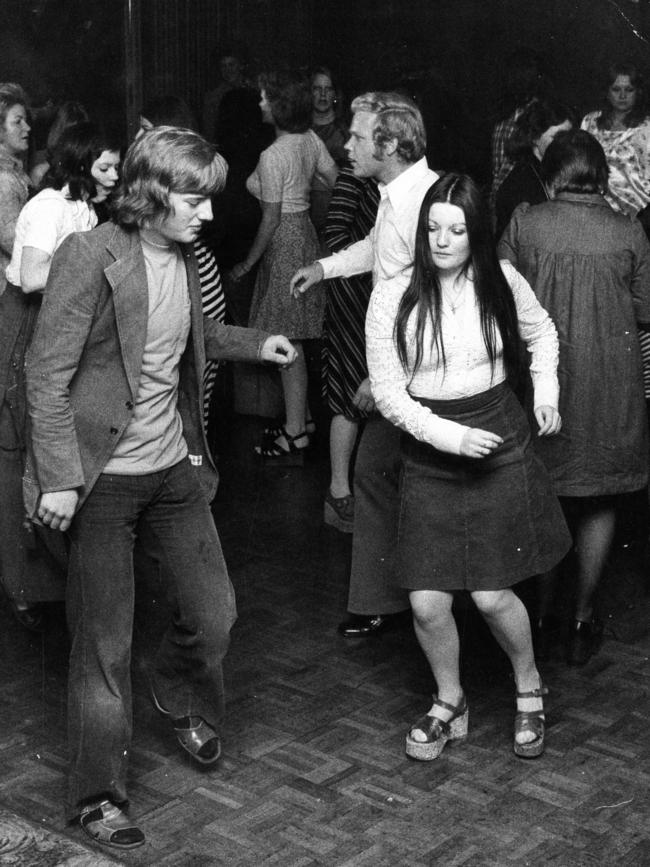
[535,405,562,436]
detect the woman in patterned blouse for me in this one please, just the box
[581,61,650,238]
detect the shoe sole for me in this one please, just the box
[80,805,145,850]
[513,739,545,759]
[176,734,221,765]
[81,823,145,850]
[405,731,467,761]
[255,446,305,466]
[405,710,469,761]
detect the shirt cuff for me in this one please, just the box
[318,256,338,280]
[532,375,559,410]
[422,414,469,455]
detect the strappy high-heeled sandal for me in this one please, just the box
[263,418,316,443]
[513,683,548,759]
[255,426,309,465]
[405,693,468,761]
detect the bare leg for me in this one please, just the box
[409,590,463,736]
[329,414,359,498]
[472,588,542,745]
[276,341,308,447]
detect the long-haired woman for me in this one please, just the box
[365,173,570,761]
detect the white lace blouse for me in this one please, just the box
[365,260,559,455]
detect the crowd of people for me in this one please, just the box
[1,45,650,851]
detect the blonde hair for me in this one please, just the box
[350,91,426,163]
[0,82,28,128]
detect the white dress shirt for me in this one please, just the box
[319,157,438,285]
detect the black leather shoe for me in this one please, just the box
[566,619,603,666]
[337,613,399,637]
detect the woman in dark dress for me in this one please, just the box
[499,130,650,665]
[366,173,570,761]
[321,167,379,531]
[495,98,573,239]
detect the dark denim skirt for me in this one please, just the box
[397,382,571,591]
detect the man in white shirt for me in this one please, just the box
[291,92,438,636]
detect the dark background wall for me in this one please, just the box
[1,0,649,180]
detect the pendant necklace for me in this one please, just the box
[444,281,465,314]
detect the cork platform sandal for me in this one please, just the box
[405,693,469,761]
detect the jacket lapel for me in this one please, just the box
[103,226,149,401]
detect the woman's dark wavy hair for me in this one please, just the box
[542,129,609,196]
[394,173,523,386]
[41,121,120,201]
[46,100,89,151]
[260,70,312,133]
[506,97,574,159]
[598,61,648,130]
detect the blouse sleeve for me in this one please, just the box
[314,132,336,177]
[21,196,67,256]
[256,147,284,204]
[501,260,560,408]
[630,122,650,199]
[365,283,470,455]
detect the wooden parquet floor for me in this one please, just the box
[0,412,649,866]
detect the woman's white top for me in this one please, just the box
[366,260,559,455]
[6,186,97,286]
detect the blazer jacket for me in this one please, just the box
[25,221,268,513]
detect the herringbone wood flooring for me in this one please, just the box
[0,411,649,866]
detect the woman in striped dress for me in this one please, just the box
[322,167,379,531]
